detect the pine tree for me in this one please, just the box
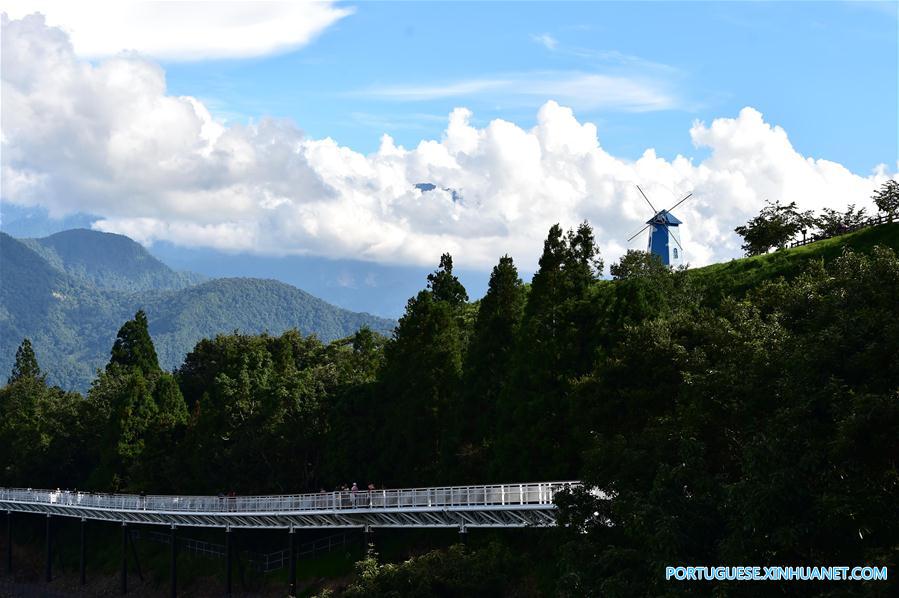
[458,255,525,479]
[427,253,469,306]
[523,223,567,332]
[377,255,469,485]
[8,338,43,384]
[108,310,160,374]
[564,220,604,292]
[153,373,189,429]
[495,222,604,480]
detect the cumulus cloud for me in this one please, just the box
[0,1,352,60]
[1,14,893,273]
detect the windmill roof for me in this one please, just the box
[647,210,682,226]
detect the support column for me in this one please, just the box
[45,514,52,583]
[224,527,232,598]
[287,527,296,598]
[363,525,373,551]
[458,525,467,546]
[121,523,128,595]
[169,525,177,598]
[5,511,11,576]
[80,518,87,586]
[129,529,143,582]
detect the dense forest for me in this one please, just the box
[1,220,897,596]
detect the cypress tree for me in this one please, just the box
[8,338,43,384]
[108,310,159,374]
[495,222,603,480]
[427,253,469,306]
[378,254,469,485]
[457,255,525,479]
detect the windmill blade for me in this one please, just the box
[635,185,658,213]
[665,192,693,213]
[662,222,684,251]
[627,224,650,243]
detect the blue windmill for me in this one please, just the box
[627,185,692,267]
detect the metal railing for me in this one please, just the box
[0,482,577,515]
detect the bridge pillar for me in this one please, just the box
[287,527,297,597]
[363,525,373,551]
[458,525,467,546]
[225,527,232,597]
[45,514,52,582]
[80,518,86,586]
[169,525,177,598]
[121,522,128,595]
[5,511,11,576]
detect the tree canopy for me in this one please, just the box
[872,179,899,219]
[734,199,813,255]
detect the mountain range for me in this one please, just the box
[0,229,396,391]
[1,203,492,318]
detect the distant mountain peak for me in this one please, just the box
[20,228,205,293]
[415,182,462,203]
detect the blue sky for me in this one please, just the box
[161,1,897,173]
[1,1,897,317]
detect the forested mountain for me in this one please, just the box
[144,277,396,370]
[0,231,395,390]
[19,228,206,292]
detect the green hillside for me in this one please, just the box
[0,232,395,390]
[687,221,899,300]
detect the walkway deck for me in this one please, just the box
[0,482,578,529]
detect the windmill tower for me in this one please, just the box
[627,185,692,267]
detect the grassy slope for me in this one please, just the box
[686,222,899,300]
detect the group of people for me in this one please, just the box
[317,482,380,508]
[47,488,91,505]
[326,482,378,493]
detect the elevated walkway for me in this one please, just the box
[0,482,578,529]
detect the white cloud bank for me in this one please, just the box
[1,14,894,272]
[0,1,352,60]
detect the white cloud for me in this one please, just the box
[2,14,894,274]
[360,71,679,112]
[531,33,558,50]
[0,1,352,60]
